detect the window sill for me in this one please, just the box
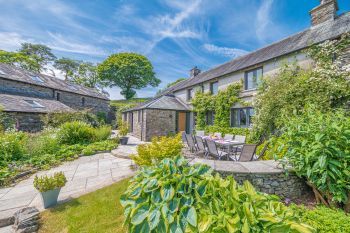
[242,88,257,93]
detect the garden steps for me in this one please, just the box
[111,133,146,159]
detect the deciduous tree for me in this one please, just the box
[98,53,160,99]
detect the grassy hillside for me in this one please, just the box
[111,98,151,121]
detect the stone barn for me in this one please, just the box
[0,63,111,132]
[122,94,190,141]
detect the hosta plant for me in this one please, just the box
[120,156,315,232]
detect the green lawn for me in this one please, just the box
[39,178,130,233]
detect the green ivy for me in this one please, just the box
[191,83,242,130]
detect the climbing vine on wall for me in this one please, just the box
[191,82,242,129]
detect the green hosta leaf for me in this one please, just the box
[148,208,161,230]
[156,218,167,232]
[186,207,197,227]
[131,204,149,225]
[144,178,158,193]
[269,223,291,233]
[161,184,175,201]
[170,222,184,233]
[169,198,180,213]
[130,186,142,198]
[290,222,316,233]
[162,204,175,224]
[151,190,162,203]
[180,196,193,206]
[133,220,150,233]
[196,180,207,196]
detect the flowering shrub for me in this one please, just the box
[121,157,315,233]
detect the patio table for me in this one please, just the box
[214,140,245,160]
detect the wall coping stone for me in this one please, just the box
[189,158,288,174]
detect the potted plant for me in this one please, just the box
[33,172,67,208]
[118,120,129,145]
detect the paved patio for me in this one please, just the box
[0,133,145,230]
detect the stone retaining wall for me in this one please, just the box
[218,171,310,199]
[190,158,311,199]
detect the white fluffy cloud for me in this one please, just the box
[203,44,248,58]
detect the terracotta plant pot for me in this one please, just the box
[41,188,61,208]
[120,136,129,145]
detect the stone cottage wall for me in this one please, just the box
[0,78,54,99]
[0,78,110,115]
[6,112,44,132]
[145,109,176,141]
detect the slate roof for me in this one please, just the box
[0,63,109,100]
[167,12,350,92]
[123,94,190,112]
[0,94,74,113]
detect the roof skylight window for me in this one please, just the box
[0,69,5,75]
[24,100,45,108]
[30,75,44,83]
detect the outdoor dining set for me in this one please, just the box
[182,131,259,162]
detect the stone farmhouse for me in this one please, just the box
[123,0,350,141]
[0,63,111,131]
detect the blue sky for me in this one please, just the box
[0,0,349,100]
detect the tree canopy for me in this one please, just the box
[53,57,80,80]
[97,53,160,99]
[19,43,56,72]
[0,50,40,72]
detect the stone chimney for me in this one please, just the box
[310,0,339,26]
[190,66,201,77]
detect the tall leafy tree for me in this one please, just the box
[0,50,40,72]
[72,62,102,88]
[19,43,56,72]
[53,57,80,80]
[98,53,160,99]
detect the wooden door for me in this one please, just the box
[178,112,186,132]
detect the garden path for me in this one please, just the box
[0,133,144,231]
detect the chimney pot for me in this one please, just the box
[190,66,201,77]
[310,0,338,26]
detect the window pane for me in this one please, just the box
[211,82,218,95]
[256,68,263,86]
[231,109,238,127]
[239,109,247,126]
[247,72,254,90]
[246,68,263,90]
[248,108,255,126]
